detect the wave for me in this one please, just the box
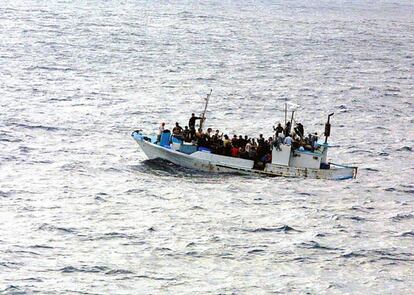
[91,232,140,240]
[0,261,23,269]
[59,265,133,275]
[0,137,22,143]
[244,225,301,233]
[0,285,26,294]
[38,223,77,234]
[26,65,77,72]
[29,244,54,249]
[297,241,340,251]
[400,231,414,237]
[0,190,11,198]
[340,249,414,261]
[12,123,63,132]
[391,213,414,221]
[362,167,379,172]
[247,249,266,254]
[396,146,412,152]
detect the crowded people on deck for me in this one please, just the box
[162,112,322,161]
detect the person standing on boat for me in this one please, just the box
[210,130,222,153]
[238,135,246,148]
[294,122,304,139]
[273,123,284,138]
[267,137,274,151]
[223,134,232,156]
[157,122,165,143]
[231,135,239,148]
[284,134,293,145]
[172,122,183,136]
[251,138,258,148]
[212,130,221,141]
[258,134,265,146]
[284,121,291,136]
[206,127,213,139]
[183,126,191,142]
[188,113,202,137]
[274,134,283,151]
[245,140,252,153]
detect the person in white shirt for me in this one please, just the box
[245,140,252,153]
[157,122,165,142]
[284,135,293,145]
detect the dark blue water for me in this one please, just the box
[1,1,413,293]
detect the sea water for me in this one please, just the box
[0,1,413,294]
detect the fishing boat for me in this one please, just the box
[132,92,357,180]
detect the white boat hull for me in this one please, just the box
[132,133,357,180]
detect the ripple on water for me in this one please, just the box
[38,224,78,234]
[296,241,341,251]
[59,265,134,275]
[243,225,302,233]
[391,213,414,221]
[399,231,414,237]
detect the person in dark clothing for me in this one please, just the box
[223,134,232,156]
[198,136,207,147]
[188,113,202,137]
[172,122,183,136]
[267,137,274,152]
[258,134,265,146]
[262,140,270,156]
[284,121,291,136]
[294,123,304,139]
[239,146,250,159]
[210,130,222,154]
[273,123,284,137]
[183,126,191,142]
[212,130,221,141]
[256,135,266,162]
[231,135,239,148]
[206,128,213,139]
[238,135,246,148]
[249,146,257,160]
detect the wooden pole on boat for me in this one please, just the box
[284,99,287,126]
[324,113,334,144]
[289,110,295,135]
[200,89,212,130]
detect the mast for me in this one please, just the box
[289,110,295,135]
[324,113,334,144]
[200,89,212,130]
[284,98,287,126]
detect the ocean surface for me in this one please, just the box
[1,0,413,294]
